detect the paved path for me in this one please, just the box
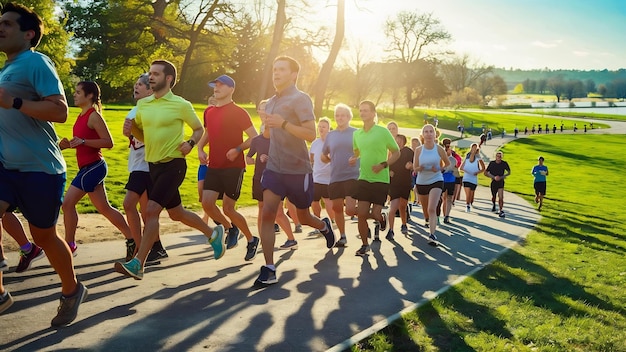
[6,115,623,351]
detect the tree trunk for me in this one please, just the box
[312,0,345,118]
[258,0,287,102]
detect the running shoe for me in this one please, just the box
[16,244,45,273]
[355,245,370,256]
[209,225,226,259]
[499,210,506,218]
[538,204,542,211]
[424,218,429,228]
[226,225,240,249]
[245,237,259,261]
[378,212,387,232]
[50,282,88,327]
[279,240,298,250]
[428,233,438,246]
[334,237,347,247]
[145,247,169,265]
[125,239,136,262]
[0,290,13,314]
[0,258,8,272]
[69,243,78,257]
[491,204,497,212]
[274,223,280,233]
[254,265,277,285]
[320,217,337,248]
[308,229,321,236]
[466,204,471,213]
[400,224,409,235]
[385,229,394,241]
[114,258,143,280]
[294,224,302,233]
[443,216,451,224]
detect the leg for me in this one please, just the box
[398,198,408,225]
[167,204,215,239]
[387,198,399,231]
[322,197,335,222]
[357,200,371,245]
[89,184,132,239]
[201,190,232,229]
[2,212,29,247]
[332,198,346,236]
[275,201,295,241]
[418,194,429,221]
[497,188,505,211]
[428,188,443,235]
[222,195,253,241]
[311,200,322,218]
[260,190,281,266]
[123,190,143,246]
[61,185,86,244]
[134,200,164,264]
[29,224,77,296]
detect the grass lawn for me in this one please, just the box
[353,134,626,351]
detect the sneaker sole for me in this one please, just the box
[114,262,143,280]
[279,245,298,250]
[16,250,46,273]
[334,242,347,248]
[51,284,88,327]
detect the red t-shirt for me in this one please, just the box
[203,102,253,169]
[73,107,102,168]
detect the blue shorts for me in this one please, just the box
[198,164,208,181]
[0,163,65,228]
[71,159,107,192]
[260,169,314,209]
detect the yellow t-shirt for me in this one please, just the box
[135,91,201,163]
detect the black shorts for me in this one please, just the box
[125,171,152,196]
[534,181,547,195]
[455,177,462,185]
[203,167,245,200]
[388,184,411,201]
[490,180,505,196]
[442,182,455,195]
[463,181,477,191]
[313,183,330,201]
[417,181,444,195]
[252,177,264,201]
[328,179,357,200]
[355,180,388,206]
[148,158,186,210]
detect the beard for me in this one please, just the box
[151,79,167,92]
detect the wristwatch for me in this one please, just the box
[12,97,23,110]
[187,139,196,148]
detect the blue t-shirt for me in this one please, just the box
[532,164,548,183]
[322,126,359,183]
[0,50,66,174]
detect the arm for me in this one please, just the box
[0,90,68,123]
[413,146,423,172]
[179,125,204,157]
[197,129,209,165]
[227,125,259,161]
[265,113,316,142]
[437,145,451,170]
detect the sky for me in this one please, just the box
[307,0,626,71]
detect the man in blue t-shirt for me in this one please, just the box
[531,156,549,211]
[0,3,87,326]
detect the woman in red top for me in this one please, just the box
[59,81,134,259]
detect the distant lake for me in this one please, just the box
[526,102,626,116]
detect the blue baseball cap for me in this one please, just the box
[208,74,235,88]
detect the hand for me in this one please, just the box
[348,155,358,166]
[260,154,269,163]
[405,161,413,170]
[198,150,208,165]
[59,137,70,150]
[414,165,424,172]
[123,119,133,137]
[389,170,395,177]
[178,141,192,156]
[494,175,501,181]
[540,171,547,175]
[225,148,239,161]
[371,163,384,174]
[69,136,84,148]
[265,113,285,129]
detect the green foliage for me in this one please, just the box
[354,134,626,351]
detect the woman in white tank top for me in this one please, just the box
[460,143,485,212]
[413,124,450,245]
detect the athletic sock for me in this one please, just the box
[265,264,276,271]
[20,242,33,253]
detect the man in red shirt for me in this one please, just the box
[198,75,259,261]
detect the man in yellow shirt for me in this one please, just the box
[116,60,225,280]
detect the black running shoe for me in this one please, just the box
[245,237,259,261]
[254,265,277,285]
[320,217,337,248]
[355,245,370,256]
[146,247,169,265]
[226,225,240,249]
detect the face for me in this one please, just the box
[212,81,233,100]
[73,84,90,108]
[421,125,436,141]
[387,123,398,137]
[133,79,152,100]
[0,12,29,55]
[359,103,375,122]
[272,60,296,91]
[496,153,503,162]
[257,102,267,123]
[395,135,405,148]
[411,139,420,149]
[471,145,478,153]
[149,64,169,92]
[334,107,351,128]
[318,121,330,138]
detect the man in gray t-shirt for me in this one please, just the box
[255,56,337,287]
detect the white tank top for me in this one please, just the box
[462,156,481,185]
[416,144,443,185]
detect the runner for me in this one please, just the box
[531,156,549,211]
[485,151,511,218]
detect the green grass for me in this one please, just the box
[353,134,626,351]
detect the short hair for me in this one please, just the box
[151,60,177,88]
[396,134,407,146]
[78,81,102,112]
[274,56,300,73]
[1,2,43,48]
[137,73,150,89]
[318,116,331,128]
[441,138,452,146]
[334,103,353,119]
[387,121,398,129]
[359,100,376,113]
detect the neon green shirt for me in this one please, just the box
[135,91,201,163]
[353,125,399,183]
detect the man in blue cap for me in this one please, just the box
[198,74,260,261]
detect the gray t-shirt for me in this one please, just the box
[322,126,359,183]
[0,50,66,174]
[266,85,314,174]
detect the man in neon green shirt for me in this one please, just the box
[116,60,225,280]
[349,100,400,256]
